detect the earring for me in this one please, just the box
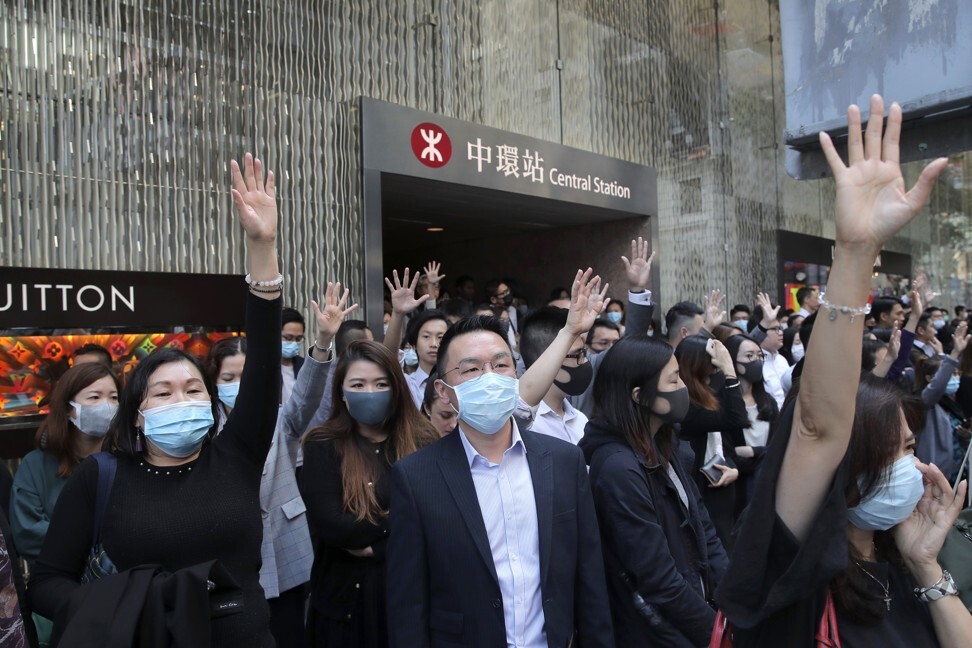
[135,428,144,453]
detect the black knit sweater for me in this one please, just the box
[29,293,281,647]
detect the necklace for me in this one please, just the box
[855,561,892,611]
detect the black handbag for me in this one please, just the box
[80,452,119,584]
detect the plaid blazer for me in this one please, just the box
[259,351,331,598]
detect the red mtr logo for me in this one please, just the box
[410,122,452,168]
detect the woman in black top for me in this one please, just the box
[580,336,728,647]
[299,340,437,648]
[29,153,283,647]
[723,334,779,512]
[674,336,746,549]
[716,96,972,647]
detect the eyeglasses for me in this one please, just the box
[765,326,783,333]
[564,349,588,365]
[282,334,305,342]
[444,353,516,381]
[494,289,511,300]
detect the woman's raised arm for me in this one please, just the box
[231,153,280,296]
[777,96,947,540]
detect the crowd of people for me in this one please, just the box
[0,95,970,647]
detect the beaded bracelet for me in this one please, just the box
[819,293,871,322]
[244,273,284,287]
[248,284,283,294]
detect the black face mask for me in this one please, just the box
[652,387,690,424]
[708,369,726,392]
[554,361,593,396]
[500,294,513,307]
[737,360,763,383]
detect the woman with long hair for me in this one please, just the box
[203,284,354,647]
[716,96,972,646]
[299,340,438,647]
[674,335,747,548]
[11,363,119,568]
[29,153,284,646]
[722,333,779,510]
[579,336,728,647]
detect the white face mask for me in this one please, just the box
[791,342,805,363]
[70,401,118,438]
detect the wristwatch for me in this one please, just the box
[914,570,959,602]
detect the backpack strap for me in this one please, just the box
[90,452,118,546]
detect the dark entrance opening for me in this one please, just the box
[379,172,650,319]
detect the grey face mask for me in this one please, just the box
[343,390,393,427]
[70,401,118,438]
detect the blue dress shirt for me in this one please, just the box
[458,423,547,648]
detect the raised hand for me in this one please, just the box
[893,461,967,573]
[705,338,736,378]
[887,324,902,358]
[311,282,359,343]
[385,268,429,315]
[905,283,924,334]
[703,289,726,331]
[820,95,947,256]
[422,261,444,302]
[564,269,608,337]
[756,292,781,327]
[230,153,277,245]
[951,322,970,359]
[423,261,445,287]
[621,237,655,292]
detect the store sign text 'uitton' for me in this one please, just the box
[0,267,245,330]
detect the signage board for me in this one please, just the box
[0,267,246,330]
[361,98,657,216]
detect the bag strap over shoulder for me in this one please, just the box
[90,452,118,546]
[815,590,842,648]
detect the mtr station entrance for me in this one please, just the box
[360,98,659,333]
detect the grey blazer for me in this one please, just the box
[258,350,332,598]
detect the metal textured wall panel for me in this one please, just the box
[1,0,969,321]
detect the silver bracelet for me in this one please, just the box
[818,293,871,323]
[244,273,284,287]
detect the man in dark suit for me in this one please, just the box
[387,268,614,648]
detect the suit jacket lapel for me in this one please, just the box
[437,432,500,585]
[523,432,553,587]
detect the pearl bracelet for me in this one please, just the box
[819,293,871,323]
[244,273,284,287]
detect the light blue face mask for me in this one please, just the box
[733,319,750,331]
[847,455,925,531]
[217,382,240,409]
[403,348,419,367]
[443,372,519,434]
[343,390,393,427]
[139,401,214,458]
[605,311,623,324]
[281,341,301,359]
[946,375,961,396]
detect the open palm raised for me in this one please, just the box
[821,95,947,256]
